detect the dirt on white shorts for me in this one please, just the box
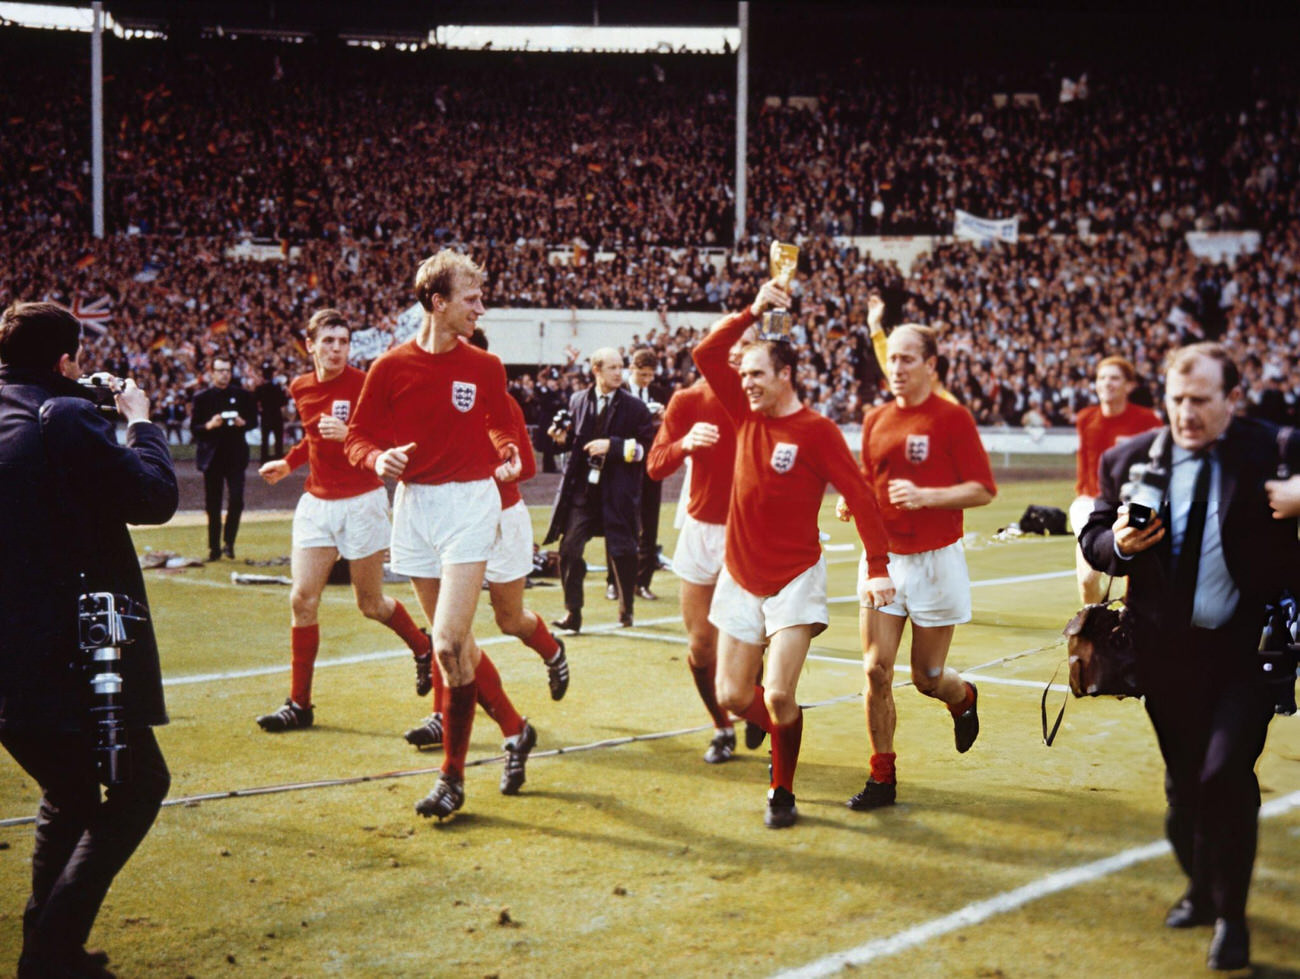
[671,514,726,586]
[1068,495,1096,538]
[292,486,391,560]
[709,558,828,647]
[859,541,971,627]
[485,499,535,584]
[390,478,500,578]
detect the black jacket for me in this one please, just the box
[191,382,257,473]
[0,367,178,731]
[1080,418,1300,644]
[543,386,656,551]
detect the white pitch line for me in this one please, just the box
[773,790,1300,979]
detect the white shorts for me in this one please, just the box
[390,479,501,578]
[1069,495,1096,538]
[709,558,828,647]
[292,486,391,560]
[485,499,535,584]
[671,514,726,586]
[860,542,971,627]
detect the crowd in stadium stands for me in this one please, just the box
[1,28,1297,436]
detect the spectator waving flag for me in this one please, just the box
[70,296,113,336]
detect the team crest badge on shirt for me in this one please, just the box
[906,434,929,464]
[451,381,477,413]
[771,442,798,474]
[331,400,351,422]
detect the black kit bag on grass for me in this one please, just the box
[1019,504,1069,536]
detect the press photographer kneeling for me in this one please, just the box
[0,302,178,979]
[1079,342,1300,973]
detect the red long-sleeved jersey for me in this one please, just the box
[645,379,735,526]
[281,366,384,500]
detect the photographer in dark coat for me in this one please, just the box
[0,302,178,979]
[543,347,656,632]
[191,356,257,561]
[1079,342,1300,972]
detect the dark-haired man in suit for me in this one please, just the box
[1080,342,1300,972]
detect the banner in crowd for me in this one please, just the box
[1184,231,1260,265]
[953,210,1019,243]
[348,328,391,364]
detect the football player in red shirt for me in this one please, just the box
[1071,356,1160,603]
[841,324,996,811]
[346,250,527,822]
[694,279,894,828]
[255,309,432,733]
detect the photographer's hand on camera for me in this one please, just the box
[584,438,611,460]
[1112,504,1166,557]
[113,378,150,425]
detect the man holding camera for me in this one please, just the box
[543,347,657,632]
[191,356,257,561]
[0,302,178,979]
[1080,342,1300,971]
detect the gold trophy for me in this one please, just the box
[761,240,799,341]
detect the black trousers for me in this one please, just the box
[559,496,637,619]
[636,478,663,589]
[203,464,245,554]
[1141,626,1275,921]
[1,728,170,970]
[259,422,284,464]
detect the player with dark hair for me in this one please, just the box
[841,323,996,812]
[693,280,894,828]
[346,250,530,821]
[254,308,433,733]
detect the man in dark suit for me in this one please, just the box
[1080,342,1300,972]
[191,356,257,560]
[608,347,674,601]
[543,347,656,632]
[0,301,178,978]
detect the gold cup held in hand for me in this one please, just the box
[761,241,800,341]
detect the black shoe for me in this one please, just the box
[545,640,569,701]
[415,773,464,820]
[552,612,581,635]
[636,586,658,601]
[222,544,235,560]
[1165,896,1214,929]
[605,583,618,601]
[744,721,767,751]
[619,612,633,628]
[765,786,798,829]
[500,720,537,795]
[1206,918,1249,971]
[847,777,896,811]
[704,729,736,764]
[256,699,313,732]
[404,713,444,749]
[953,682,979,754]
[208,549,222,562]
[414,634,434,697]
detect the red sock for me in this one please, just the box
[441,682,477,780]
[870,752,897,784]
[736,684,774,734]
[385,600,429,656]
[690,663,730,729]
[289,624,319,707]
[523,613,560,660]
[947,681,975,718]
[474,652,524,738]
[770,709,804,792]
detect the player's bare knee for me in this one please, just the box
[716,677,749,713]
[356,595,388,621]
[864,657,894,693]
[290,589,319,621]
[686,635,717,669]
[764,688,797,723]
[911,665,944,697]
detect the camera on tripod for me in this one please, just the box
[78,590,148,785]
[76,372,123,417]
